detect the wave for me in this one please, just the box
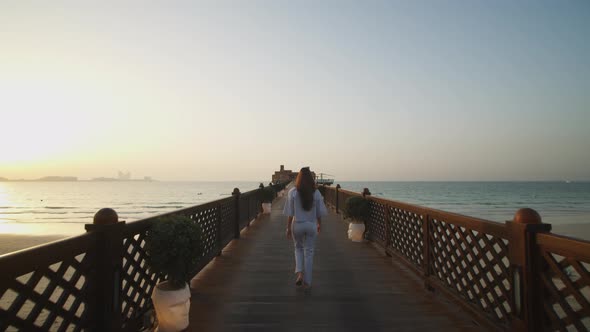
[0,211,69,215]
[44,206,77,209]
[17,220,87,224]
[0,210,43,215]
[35,217,84,220]
[142,206,184,209]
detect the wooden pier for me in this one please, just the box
[189,194,477,331]
[0,182,589,331]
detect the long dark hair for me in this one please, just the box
[296,167,316,211]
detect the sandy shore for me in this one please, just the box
[551,223,590,241]
[0,234,66,256]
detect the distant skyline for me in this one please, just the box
[1,1,589,181]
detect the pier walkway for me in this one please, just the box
[188,194,478,331]
[2,182,588,331]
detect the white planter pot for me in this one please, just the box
[348,222,365,242]
[152,281,191,332]
[262,202,272,214]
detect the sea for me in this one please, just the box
[0,181,589,237]
[0,181,261,236]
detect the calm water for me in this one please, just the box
[340,181,590,225]
[0,181,261,236]
[1,181,589,236]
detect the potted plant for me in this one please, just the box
[260,186,276,214]
[145,215,203,332]
[343,196,369,242]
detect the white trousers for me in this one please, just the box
[292,221,318,285]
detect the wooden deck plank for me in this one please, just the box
[188,195,486,331]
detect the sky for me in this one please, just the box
[0,1,589,181]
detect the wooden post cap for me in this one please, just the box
[232,188,241,195]
[336,184,341,189]
[362,188,371,197]
[93,208,119,225]
[513,208,542,224]
[259,183,264,189]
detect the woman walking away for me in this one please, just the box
[283,167,328,289]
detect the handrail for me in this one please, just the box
[319,184,590,332]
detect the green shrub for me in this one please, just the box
[343,196,369,223]
[261,186,276,203]
[145,215,203,289]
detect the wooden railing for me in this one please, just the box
[0,182,287,332]
[319,185,590,332]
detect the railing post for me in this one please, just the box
[422,213,433,291]
[232,188,240,239]
[362,188,371,241]
[247,194,251,227]
[506,208,551,332]
[256,182,264,217]
[85,208,125,332]
[216,203,223,256]
[335,184,341,213]
[383,203,392,249]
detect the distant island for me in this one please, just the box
[0,172,154,182]
[90,176,154,182]
[39,176,78,181]
[0,176,78,182]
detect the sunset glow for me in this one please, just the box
[1,2,589,181]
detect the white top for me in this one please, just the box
[282,188,328,222]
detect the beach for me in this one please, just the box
[551,223,590,242]
[0,234,65,256]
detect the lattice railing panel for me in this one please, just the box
[539,250,590,332]
[248,193,260,221]
[366,200,387,245]
[187,206,220,259]
[188,205,220,257]
[430,218,511,325]
[0,251,94,332]
[121,230,163,330]
[389,207,423,269]
[238,194,251,228]
[220,199,236,247]
[323,187,336,208]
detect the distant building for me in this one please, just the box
[271,165,317,184]
[272,165,297,184]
